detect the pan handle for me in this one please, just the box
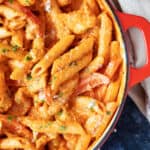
[115,11,150,88]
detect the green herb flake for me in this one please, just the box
[69,61,78,66]
[52,76,57,81]
[90,107,95,112]
[26,74,32,80]
[7,115,16,121]
[25,55,32,61]
[1,48,8,53]
[57,110,63,116]
[47,121,52,126]
[106,111,111,115]
[8,0,13,3]
[58,92,63,98]
[44,121,52,128]
[38,125,43,129]
[12,45,20,52]
[59,125,67,131]
[25,0,30,5]
[34,99,39,103]
[40,99,45,103]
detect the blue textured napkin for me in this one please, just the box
[101,97,150,150]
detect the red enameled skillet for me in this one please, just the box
[92,0,150,149]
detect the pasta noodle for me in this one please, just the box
[31,35,75,77]
[0,0,124,149]
[51,37,94,74]
[98,12,112,63]
[51,52,92,93]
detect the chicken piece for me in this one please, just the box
[61,9,96,34]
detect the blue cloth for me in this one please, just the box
[101,97,150,150]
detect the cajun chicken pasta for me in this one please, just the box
[0,0,124,149]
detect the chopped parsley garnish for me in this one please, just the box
[44,121,52,128]
[38,125,43,129]
[90,107,95,112]
[69,61,78,66]
[8,0,13,3]
[12,45,20,52]
[57,110,63,116]
[1,48,8,53]
[59,125,67,131]
[34,99,39,103]
[40,99,45,103]
[106,111,111,115]
[26,74,32,80]
[7,115,16,121]
[47,121,52,126]
[25,55,32,61]
[25,0,30,5]
[38,122,52,129]
[58,92,63,98]
[53,76,57,80]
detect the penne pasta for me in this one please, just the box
[0,137,35,150]
[98,13,112,62]
[51,37,94,74]
[94,84,108,101]
[51,52,92,93]
[86,0,100,15]
[104,76,121,103]
[110,41,121,59]
[104,58,122,79]
[0,27,12,39]
[81,56,104,77]
[95,102,118,139]
[75,133,91,150]
[36,135,50,149]
[104,41,122,79]
[10,37,45,80]
[11,30,24,48]
[0,43,26,60]
[31,35,75,77]
[56,74,79,102]
[21,117,85,135]
[27,72,47,93]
